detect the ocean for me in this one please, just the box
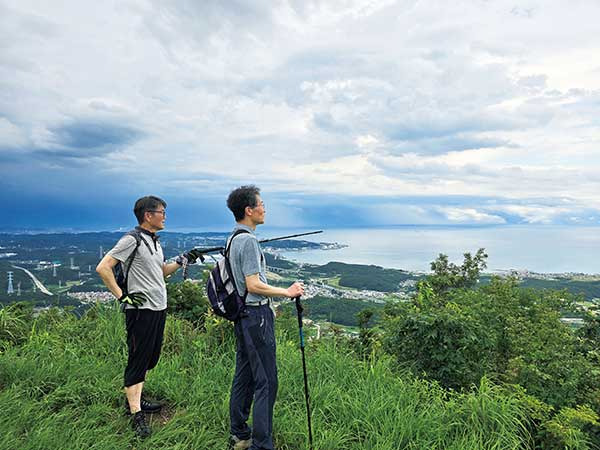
[269,226,600,274]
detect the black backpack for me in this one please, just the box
[206,229,250,321]
[112,229,143,295]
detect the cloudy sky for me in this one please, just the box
[1,0,599,230]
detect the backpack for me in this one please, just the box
[113,229,143,296]
[206,229,250,321]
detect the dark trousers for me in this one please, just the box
[124,308,166,387]
[230,304,278,450]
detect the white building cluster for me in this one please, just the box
[68,291,114,304]
[302,280,389,303]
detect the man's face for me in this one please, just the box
[145,206,166,231]
[247,194,265,225]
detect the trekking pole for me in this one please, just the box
[294,296,313,450]
[182,230,323,280]
[188,231,323,258]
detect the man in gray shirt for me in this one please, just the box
[96,195,201,438]
[226,185,304,450]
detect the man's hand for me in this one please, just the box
[176,249,205,266]
[118,293,146,307]
[286,281,305,298]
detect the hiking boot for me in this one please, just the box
[124,397,163,414]
[229,435,252,449]
[141,397,162,413]
[132,411,151,439]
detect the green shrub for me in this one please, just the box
[383,299,495,389]
[167,275,210,327]
[538,405,599,449]
[382,251,600,447]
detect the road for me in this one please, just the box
[11,266,54,296]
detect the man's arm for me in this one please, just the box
[163,261,181,277]
[163,248,206,277]
[96,255,123,298]
[246,274,304,298]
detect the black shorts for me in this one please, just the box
[124,308,167,387]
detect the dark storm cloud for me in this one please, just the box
[49,120,143,152]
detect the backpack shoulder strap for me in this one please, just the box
[223,229,251,299]
[125,229,143,254]
[224,229,251,257]
[122,229,143,293]
[132,229,154,255]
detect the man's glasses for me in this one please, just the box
[149,210,166,217]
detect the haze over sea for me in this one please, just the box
[266,225,600,275]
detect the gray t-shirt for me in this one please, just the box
[107,230,167,311]
[227,224,268,305]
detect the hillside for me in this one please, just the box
[0,304,531,450]
[302,261,415,292]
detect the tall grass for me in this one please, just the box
[0,304,532,449]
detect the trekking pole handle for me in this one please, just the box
[294,296,305,348]
[181,258,189,280]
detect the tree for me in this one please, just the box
[383,250,600,402]
[428,248,488,295]
[167,276,210,328]
[356,308,379,357]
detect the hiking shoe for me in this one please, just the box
[124,397,163,414]
[132,411,151,439]
[229,435,252,449]
[141,397,162,413]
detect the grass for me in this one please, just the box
[0,304,533,449]
[323,277,341,288]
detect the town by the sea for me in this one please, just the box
[2,224,600,325]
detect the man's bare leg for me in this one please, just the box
[125,381,144,414]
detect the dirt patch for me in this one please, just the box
[150,404,175,426]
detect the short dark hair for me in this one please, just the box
[133,196,167,224]
[227,185,260,221]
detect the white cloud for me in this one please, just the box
[1,0,600,225]
[489,204,574,224]
[355,134,379,148]
[438,207,506,224]
[0,118,29,149]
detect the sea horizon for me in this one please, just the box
[2,224,599,275]
[273,225,600,275]
[3,223,600,234]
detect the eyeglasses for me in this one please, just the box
[148,210,166,217]
[251,201,265,209]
